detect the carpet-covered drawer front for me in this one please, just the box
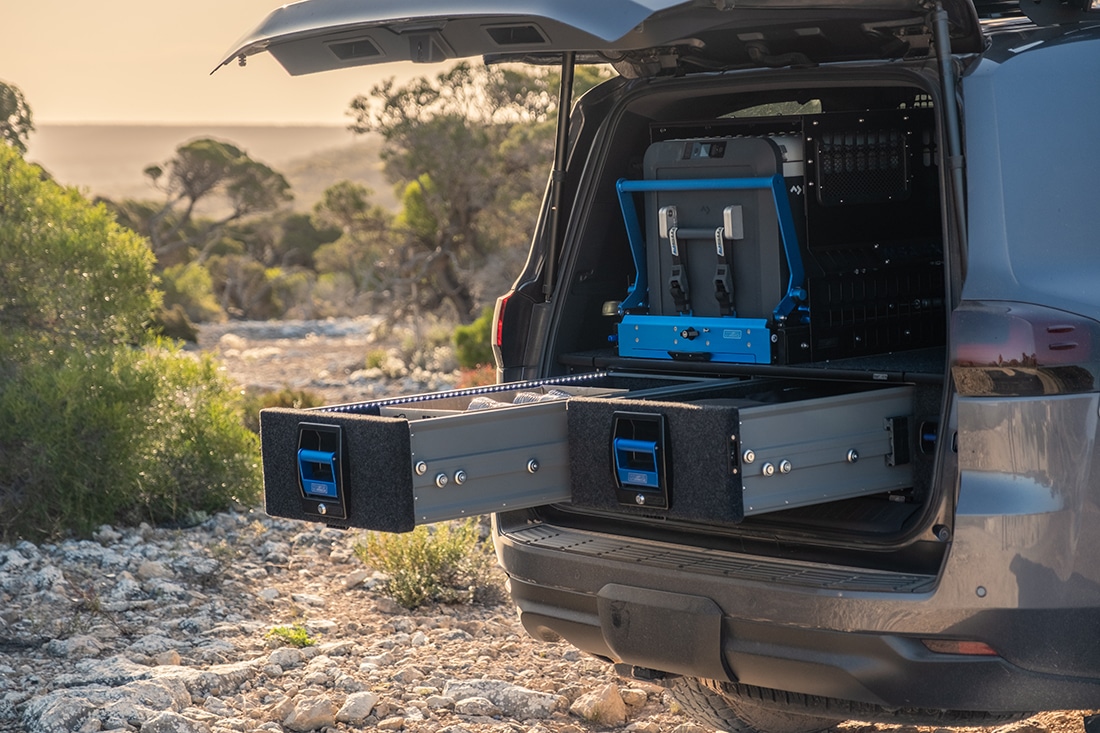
[567,385,914,524]
[259,380,604,531]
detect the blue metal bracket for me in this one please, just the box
[615,175,807,322]
[618,314,772,363]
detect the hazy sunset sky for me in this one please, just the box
[4,0,428,125]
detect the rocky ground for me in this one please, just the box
[194,317,465,407]
[0,514,1095,733]
[0,512,692,733]
[0,320,1096,733]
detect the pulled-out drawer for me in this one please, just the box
[568,383,913,525]
[259,374,914,532]
[259,377,620,532]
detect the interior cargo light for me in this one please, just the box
[950,301,1100,397]
[922,639,999,656]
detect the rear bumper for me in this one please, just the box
[495,517,1100,713]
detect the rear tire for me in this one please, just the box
[669,677,839,733]
[668,677,1034,733]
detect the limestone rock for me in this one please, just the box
[443,679,564,720]
[670,723,712,733]
[154,650,183,667]
[141,710,213,733]
[993,723,1050,733]
[283,696,337,732]
[569,683,628,726]
[137,560,172,580]
[45,635,103,659]
[455,696,502,717]
[268,647,304,669]
[336,691,380,723]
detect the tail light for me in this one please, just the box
[492,291,512,364]
[493,291,511,349]
[922,639,999,656]
[951,301,1100,397]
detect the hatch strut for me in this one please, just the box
[543,51,576,299]
[932,2,968,274]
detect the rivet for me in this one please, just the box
[435,473,448,488]
[317,504,327,516]
[454,470,467,485]
[743,449,756,464]
[846,449,859,464]
[527,459,540,474]
[635,494,646,506]
[762,462,775,477]
[415,461,428,476]
[779,459,792,474]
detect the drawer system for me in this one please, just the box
[259,375,915,532]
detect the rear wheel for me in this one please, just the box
[669,678,839,733]
[668,677,1034,733]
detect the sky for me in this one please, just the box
[3,0,429,125]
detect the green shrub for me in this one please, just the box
[239,387,325,434]
[354,519,500,609]
[266,624,315,648]
[366,349,388,370]
[161,262,224,324]
[0,146,262,541]
[0,344,261,540]
[453,306,495,369]
[0,146,159,352]
[152,303,200,342]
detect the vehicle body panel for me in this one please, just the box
[961,27,1100,317]
[216,0,983,76]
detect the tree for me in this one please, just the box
[0,145,260,540]
[141,138,293,266]
[0,149,157,352]
[0,81,33,155]
[312,181,396,304]
[347,62,562,322]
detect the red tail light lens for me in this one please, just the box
[951,301,1100,396]
[922,639,999,656]
[493,292,511,349]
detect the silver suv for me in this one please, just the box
[227,1,1100,730]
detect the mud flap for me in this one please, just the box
[597,584,731,681]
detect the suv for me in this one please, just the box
[224,1,1100,729]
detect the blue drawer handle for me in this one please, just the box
[613,438,661,489]
[298,449,338,499]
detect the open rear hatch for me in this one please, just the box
[216,0,984,77]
